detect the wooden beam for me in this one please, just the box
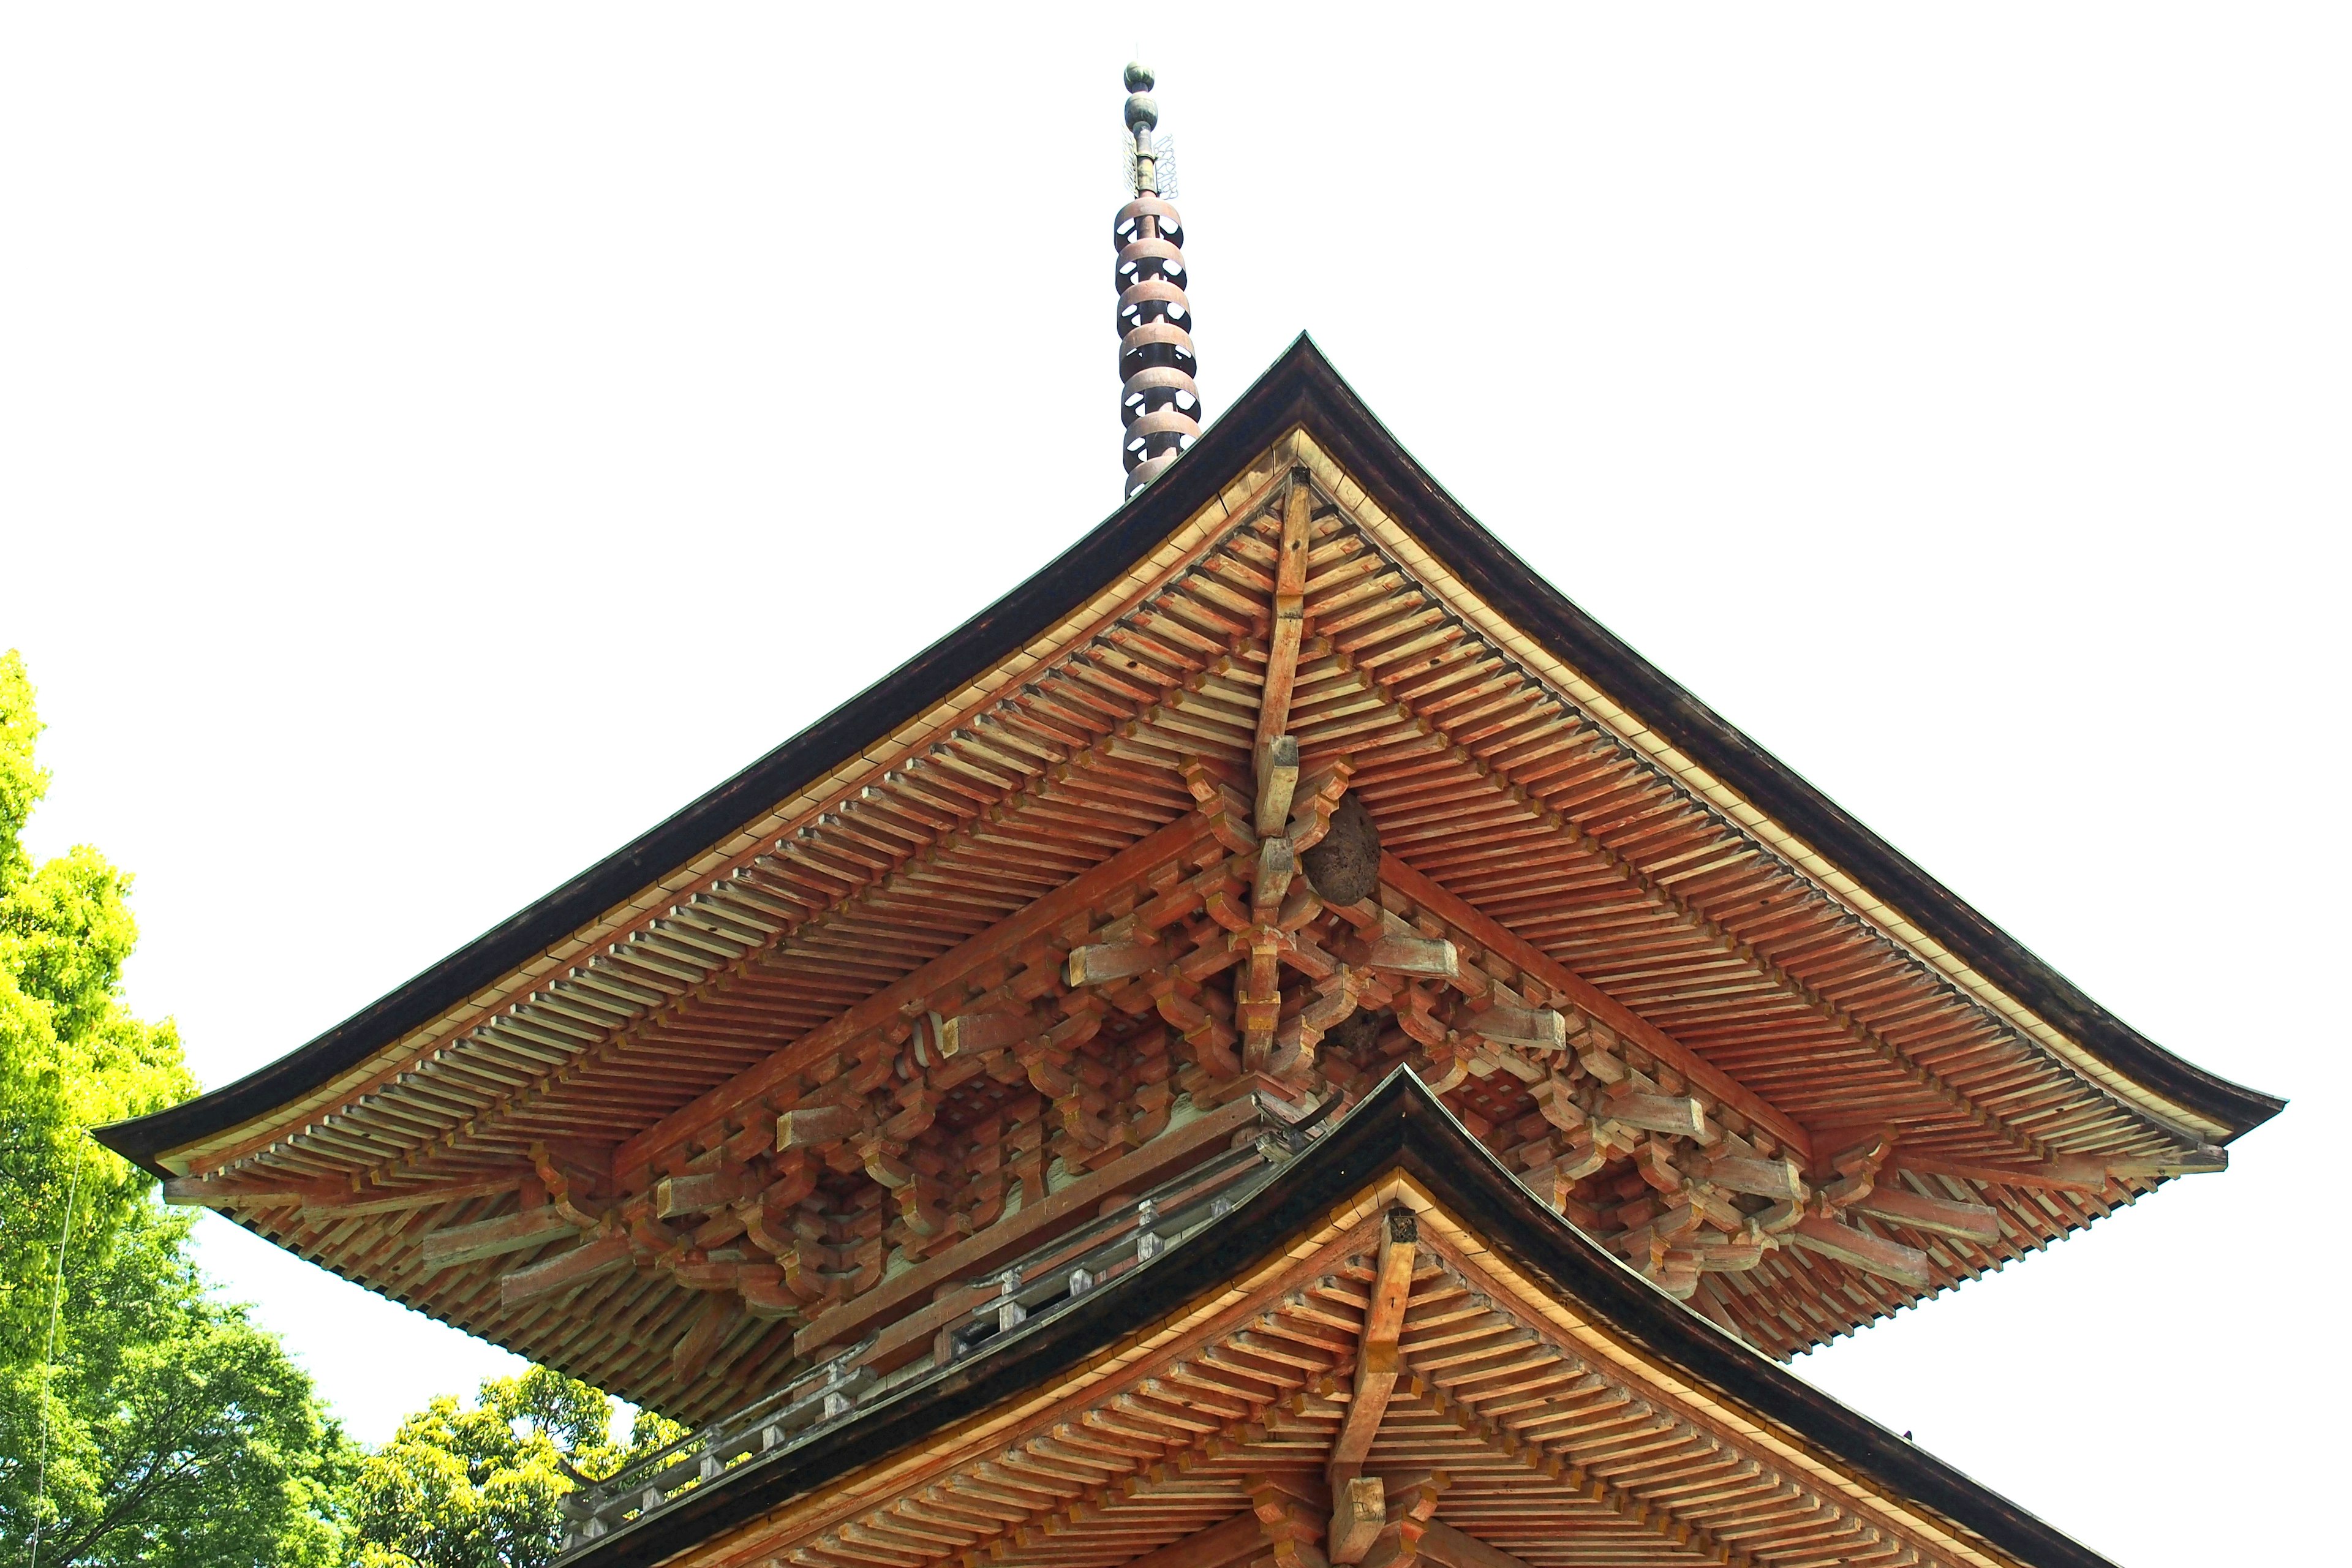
[1249,1477,1332,1568]
[1329,1208,1420,1562]
[1689,1152,1807,1203]
[1256,473,1313,756]
[420,1206,577,1269]
[1416,1521,1534,1568]
[614,813,1213,1189]
[1464,1006,1565,1051]
[1888,1155,2109,1194]
[671,1294,744,1385]
[1363,935,1458,979]
[937,1009,1036,1058]
[655,1162,753,1218]
[1601,1089,1706,1139]
[1359,1472,1444,1568]
[1853,1184,2002,1243]
[1327,1477,1385,1565]
[777,1103,860,1150]
[162,1175,338,1210]
[1788,1215,1931,1290]
[1379,853,1813,1163]
[792,1094,1262,1359]
[1256,734,1301,840]
[499,1235,635,1308]
[1117,1513,1267,1568]
[1065,939,1164,986]
[165,1172,524,1216]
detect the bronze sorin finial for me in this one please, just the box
[1114,63,1199,499]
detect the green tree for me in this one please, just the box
[350,1366,686,1568]
[0,649,356,1566]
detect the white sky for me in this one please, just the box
[4,7,2345,1564]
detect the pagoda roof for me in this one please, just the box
[96,334,2280,1408]
[100,335,2277,1170]
[556,1071,2124,1568]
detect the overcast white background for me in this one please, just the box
[4,7,2345,1564]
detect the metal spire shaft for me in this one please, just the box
[1114,62,1200,497]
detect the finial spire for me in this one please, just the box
[1115,61,1200,497]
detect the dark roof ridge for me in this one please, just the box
[97,333,2280,1175]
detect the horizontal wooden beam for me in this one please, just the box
[1379,853,1812,1163]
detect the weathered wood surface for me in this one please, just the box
[166,458,2214,1420]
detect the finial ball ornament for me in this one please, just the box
[1124,62,1155,92]
[1125,93,1158,132]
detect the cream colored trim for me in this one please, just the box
[1289,428,2230,1144]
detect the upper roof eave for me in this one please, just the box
[94,334,2283,1177]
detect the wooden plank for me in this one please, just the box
[792,1095,1262,1359]
[614,813,1214,1188]
[1379,853,1813,1163]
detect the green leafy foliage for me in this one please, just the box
[350,1366,687,1568]
[0,650,355,1566]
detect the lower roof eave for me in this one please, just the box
[568,1069,2121,1568]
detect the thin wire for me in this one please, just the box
[26,1144,85,1568]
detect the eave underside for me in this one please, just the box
[554,1093,2111,1568]
[138,430,2239,1419]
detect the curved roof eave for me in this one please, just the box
[94,334,2283,1177]
[564,1069,2131,1568]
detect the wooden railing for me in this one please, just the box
[556,1108,1315,1559]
